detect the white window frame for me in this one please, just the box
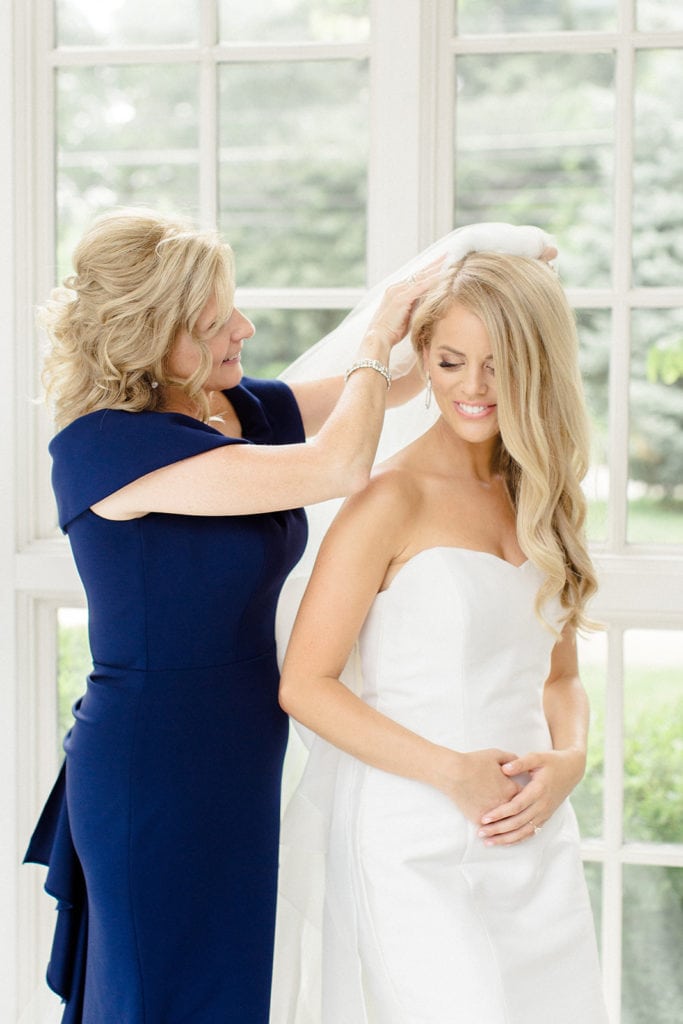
[3,2,682,1021]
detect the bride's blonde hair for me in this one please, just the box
[411,252,598,633]
[40,207,235,429]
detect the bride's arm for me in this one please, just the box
[279,470,520,820]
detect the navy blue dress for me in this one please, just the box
[25,378,308,1023]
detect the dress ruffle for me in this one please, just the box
[24,762,87,1023]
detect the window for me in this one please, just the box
[5,2,682,1021]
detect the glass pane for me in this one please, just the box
[572,631,607,840]
[219,0,370,42]
[577,309,610,542]
[454,52,614,289]
[56,64,199,282]
[219,61,368,288]
[454,0,616,33]
[56,0,199,46]
[628,309,683,544]
[623,629,683,844]
[583,860,603,955]
[57,608,90,754]
[622,865,683,1024]
[241,308,348,378]
[634,51,683,287]
[638,0,683,31]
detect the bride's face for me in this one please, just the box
[423,301,500,446]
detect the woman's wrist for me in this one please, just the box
[427,745,465,795]
[357,328,393,366]
[344,359,392,390]
[553,745,587,788]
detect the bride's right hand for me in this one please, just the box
[438,748,523,825]
[365,256,446,349]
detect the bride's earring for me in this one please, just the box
[425,373,432,410]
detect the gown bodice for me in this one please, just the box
[358,547,558,756]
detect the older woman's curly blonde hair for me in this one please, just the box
[40,207,236,429]
[411,252,598,634]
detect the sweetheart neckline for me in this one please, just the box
[379,546,531,595]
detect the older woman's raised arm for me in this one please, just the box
[92,264,442,520]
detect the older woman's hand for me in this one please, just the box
[366,256,445,349]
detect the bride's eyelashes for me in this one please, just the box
[437,359,495,375]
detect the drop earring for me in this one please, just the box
[424,373,432,410]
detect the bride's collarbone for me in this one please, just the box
[382,467,523,577]
[394,507,523,572]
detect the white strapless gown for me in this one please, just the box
[271,548,608,1024]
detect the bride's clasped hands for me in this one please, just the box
[477,744,588,845]
[434,745,522,827]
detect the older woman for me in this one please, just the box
[25,207,444,1024]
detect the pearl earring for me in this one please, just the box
[424,373,432,410]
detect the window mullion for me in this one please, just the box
[199,0,218,229]
[366,0,424,283]
[0,3,19,1017]
[601,625,625,1022]
[32,0,58,542]
[420,0,454,243]
[14,1,52,545]
[235,287,364,310]
[608,34,636,554]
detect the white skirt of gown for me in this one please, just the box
[271,548,609,1024]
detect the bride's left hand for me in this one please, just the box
[476,748,586,847]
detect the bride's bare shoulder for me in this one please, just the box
[374,436,433,487]
[372,456,425,493]
[338,467,416,518]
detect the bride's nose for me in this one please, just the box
[460,367,488,398]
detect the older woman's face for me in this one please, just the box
[167,294,255,391]
[424,301,500,446]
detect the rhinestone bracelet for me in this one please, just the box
[344,359,392,391]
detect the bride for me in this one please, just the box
[272,239,608,1023]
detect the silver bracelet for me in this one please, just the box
[344,359,392,391]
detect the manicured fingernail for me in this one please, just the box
[478,829,487,837]
[481,817,491,824]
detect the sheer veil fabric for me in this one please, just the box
[271,224,556,1023]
